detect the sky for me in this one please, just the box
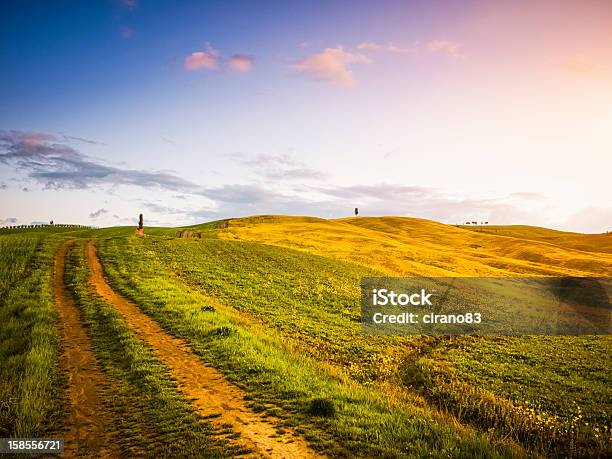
[1,0,611,232]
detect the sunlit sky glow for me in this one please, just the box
[1,0,611,232]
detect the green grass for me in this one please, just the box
[399,336,612,457]
[138,234,409,379]
[0,233,62,437]
[0,235,39,298]
[439,336,611,423]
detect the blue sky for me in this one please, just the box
[1,0,611,232]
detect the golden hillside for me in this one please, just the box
[461,225,612,254]
[218,215,612,277]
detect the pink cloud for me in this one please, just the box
[291,47,370,86]
[427,40,463,58]
[21,132,57,146]
[227,54,254,73]
[184,51,219,71]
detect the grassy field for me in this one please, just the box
[97,234,515,457]
[0,233,62,437]
[0,216,611,457]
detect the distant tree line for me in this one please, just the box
[0,223,93,230]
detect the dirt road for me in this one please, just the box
[54,240,118,457]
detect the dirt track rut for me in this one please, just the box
[86,241,323,459]
[54,240,118,457]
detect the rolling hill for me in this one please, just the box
[215,215,612,277]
